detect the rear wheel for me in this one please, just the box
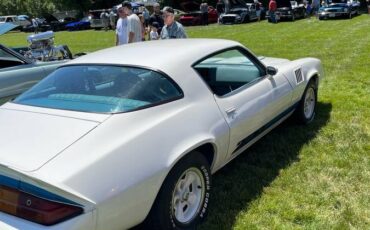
[295,80,317,124]
[148,152,211,229]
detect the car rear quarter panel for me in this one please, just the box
[34,66,230,229]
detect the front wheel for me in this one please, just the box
[149,152,211,229]
[295,80,317,124]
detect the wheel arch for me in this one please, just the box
[168,141,218,174]
[142,141,218,226]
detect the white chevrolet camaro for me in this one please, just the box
[0,39,323,230]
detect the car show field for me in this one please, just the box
[0,14,369,229]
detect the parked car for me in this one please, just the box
[179,1,218,25]
[0,25,71,104]
[219,0,260,24]
[318,0,360,20]
[42,14,76,31]
[22,18,52,33]
[0,39,323,229]
[267,0,306,21]
[0,15,28,30]
[65,17,91,31]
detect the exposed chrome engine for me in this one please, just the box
[23,31,72,61]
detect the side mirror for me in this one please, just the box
[266,66,278,76]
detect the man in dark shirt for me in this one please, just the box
[216,0,225,15]
[149,3,164,34]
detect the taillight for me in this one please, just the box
[0,185,83,225]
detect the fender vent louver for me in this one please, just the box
[295,68,303,84]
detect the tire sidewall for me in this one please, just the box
[159,153,211,230]
[298,80,317,124]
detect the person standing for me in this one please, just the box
[100,10,109,31]
[311,0,320,17]
[138,14,146,41]
[216,0,225,15]
[254,0,262,22]
[160,7,187,39]
[149,22,159,40]
[142,7,150,27]
[268,0,277,23]
[200,0,209,25]
[122,1,142,43]
[31,17,39,34]
[109,10,116,30]
[115,6,128,46]
[149,3,164,34]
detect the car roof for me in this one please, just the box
[67,39,242,73]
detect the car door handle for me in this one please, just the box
[225,107,236,115]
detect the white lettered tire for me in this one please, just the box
[149,152,211,229]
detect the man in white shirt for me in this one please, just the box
[122,1,142,43]
[115,6,128,46]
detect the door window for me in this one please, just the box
[194,49,263,96]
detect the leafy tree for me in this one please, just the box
[0,0,55,16]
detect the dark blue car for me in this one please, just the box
[65,17,91,30]
[318,0,360,20]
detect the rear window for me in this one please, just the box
[14,65,183,113]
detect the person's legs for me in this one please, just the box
[271,11,276,23]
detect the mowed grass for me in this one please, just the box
[1,15,369,229]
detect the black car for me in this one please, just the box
[318,0,360,20]
[268,0,306,21]
[22,18,52,33]
[43,14,77,31]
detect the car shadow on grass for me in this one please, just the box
[132,102,332,230]
[198,101,332,230]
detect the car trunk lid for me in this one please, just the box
[0,105,106,172]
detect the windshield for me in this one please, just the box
[14,65,183,113]
[0,17,5,22]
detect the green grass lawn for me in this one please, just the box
[1,15,369,229]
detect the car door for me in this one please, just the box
[194,48,293,159]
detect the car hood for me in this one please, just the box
[223,0,248,13]
[259,56,291,67]
[0,106,103,172]
[0,23,18,35]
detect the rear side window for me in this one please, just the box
[14,65,183,113]
[194,49,263,96]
